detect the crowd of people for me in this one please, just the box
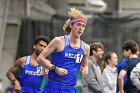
[5,7,140,93]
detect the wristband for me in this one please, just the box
[51,65,59,73]
[55,66,59,73]
[51,65,56,72]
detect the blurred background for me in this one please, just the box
[0,0,140,92]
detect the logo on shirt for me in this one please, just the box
[65,53,83,63]
[25,67,43,76]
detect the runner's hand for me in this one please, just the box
[57,68,68,76]
[81,67,88,77]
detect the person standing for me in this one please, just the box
[6,35,50,93]
[82,42,104,93]
[37,7,90,93]
[102,52,118,93]
[118,40,140,93]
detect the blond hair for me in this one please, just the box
[63,7,87,33]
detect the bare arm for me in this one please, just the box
[118,70,126,93]
[81,44,90,77]
[37,37,60,70]
[6,57,25,91]
[37,37,68,76]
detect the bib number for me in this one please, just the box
[37,67,43,75]
[76,54,83,63]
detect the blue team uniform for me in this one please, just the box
[20,56,44,93]
[43,35,85,93]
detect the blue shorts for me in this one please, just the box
[42,83,76,93]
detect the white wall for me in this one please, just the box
[0,24,20,91]
[119,0,140,16]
